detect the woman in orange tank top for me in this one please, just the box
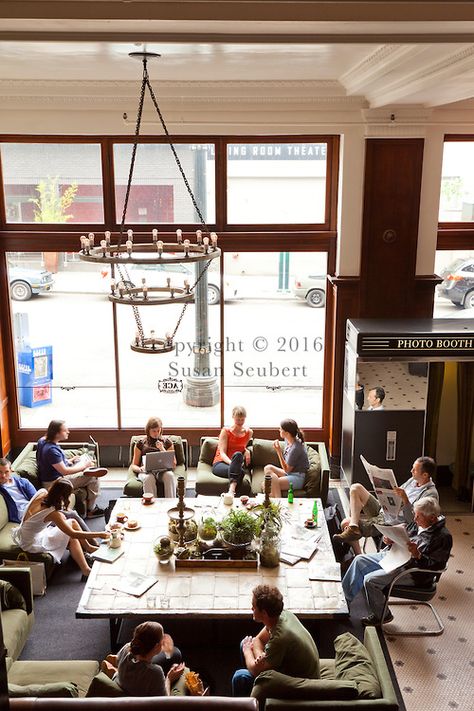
[212,406,253,496]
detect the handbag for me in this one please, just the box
[1,552,47,596]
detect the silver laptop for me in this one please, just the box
[144,450,175,472]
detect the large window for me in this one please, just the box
[1,143,104,224]
[439,140,474,223]
[434,249,474,317]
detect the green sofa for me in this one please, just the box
[196,438,329,505]
[123,435,188,497]
[1,567,99,697]
[11,441,101,518]
[252,628,399,710]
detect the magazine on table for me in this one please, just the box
[360,455,403,521]
[91,545,124,564]
[307,561,341,582]
[280,523,322,561]
[374,523,412,572]
[112,571,158,597]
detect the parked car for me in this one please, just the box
[437,257,474,309]
[9,265,54,301]
[292,274,326,307]
[106,260,236,305]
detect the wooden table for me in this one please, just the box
[76,496,348,648]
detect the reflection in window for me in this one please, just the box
[113,143,215,224]
[1,143,104,224]
[439,141,474,222]
[223,252,327,427]
[7,253,117,427]
[227,142,327,224]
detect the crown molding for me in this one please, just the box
[340,45,418,94]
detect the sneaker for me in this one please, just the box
[86,506,106,519]
[333,524,362,543]
[83,467,108,478]
[362,609,394,626]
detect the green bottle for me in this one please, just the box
[287,483,294,504]
[312,500,319,525]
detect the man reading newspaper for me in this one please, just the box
[333,456,438,554]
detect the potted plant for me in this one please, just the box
[199,515,218,542]
[168,518,198,544]
[220,509,258,559]
[254,501,284,568]
[153,536,175,563]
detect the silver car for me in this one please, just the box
[292,275,326,307]
[9,265,54,301]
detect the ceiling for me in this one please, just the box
[1,6,474,110]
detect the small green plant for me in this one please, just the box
[254,501,284,536]
[153,536,174,556]
[220,509,258,545]
[168,519,198,542]
[199,516,218,541]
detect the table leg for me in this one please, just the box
[109,617,123,651]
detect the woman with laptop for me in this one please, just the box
[131,417,177,498]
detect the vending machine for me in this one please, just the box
[18,346,53,408]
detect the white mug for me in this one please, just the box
[221,492,234,506]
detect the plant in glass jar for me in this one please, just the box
[199,516,218,542]
[220,509,258,559]
[153,535,175,563]
[254,501,284,568]
[168,518,198,544]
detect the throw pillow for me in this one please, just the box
[304,447,321,496]
[169,435,185,466]
[251,671,358,702]
[9,682,79,698]
[0,580,26,611]
[251,439,281,468]
[14,452,38,485]
[86,672,125,697]
[334,632,381,699]
[199,438,218,466]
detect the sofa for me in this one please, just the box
[10,699,259,710]
[251,628,399,710]
[11,441,102,518]
[1,567,99,698]
[123,436,188,497]
[196,438,329,505]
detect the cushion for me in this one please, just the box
[9,681,79,698]
[8,659,99,697]
[251,670,358,702]
[0,580,26,611]
[334,632,381,699]
[251,439,282,468]
[199,438,218,466]
[63,448,97,467]
[304,447,321,496]
[86,672,125,698]
[14,452,38,484]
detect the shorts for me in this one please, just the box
[359,493,384,537]
[287,472,306,490]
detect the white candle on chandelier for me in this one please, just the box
[135,331,140,346]
[126,240,133,255]
[166,277,171,288]
[203,236,210,252]
[110,279,116,294]
[210,232,218,249]
[165,332,172,344]
[176,228,183,244]
[141,278,148,299]
[170,288,175,298]
[150,330,156,348]
[88,232,95,247]
[105,230,111,246]
[157,240,164,256]
[152,228,158,243]
[119,285,124,298]
[127,229,134,242]
[100,239,107,256]
[196,229,202,245]
[84,237,91,252]
[183,239,190,256]
[184,279,190,293]
[80,235,87,251]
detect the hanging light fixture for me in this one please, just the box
[78,52,220,353]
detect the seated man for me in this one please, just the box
[342,497,452,626]
[0,457,96,541]
[232,584,320,696]
[334,455,439,554]
[37,419,107,519]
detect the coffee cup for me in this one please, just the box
[142,493,154,505]
[240,495,249,506]
[116,512,128,523]
[109,522,123,532]
[221,492,234,506]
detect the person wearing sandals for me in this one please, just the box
[11,478,109,580]
[131,417,177,498]
[263,419,309,498]
[37,420,107,519]
[212,406,253,497]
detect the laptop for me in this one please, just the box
[144,450,175,472]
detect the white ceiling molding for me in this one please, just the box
[340,45,421,94]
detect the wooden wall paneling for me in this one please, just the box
[326,276,360,468]
[413,275,443,317]
[360,139,424,318]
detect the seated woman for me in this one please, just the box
[212,406,253,496]
[11,478,109,579]
[131,417,176,498]
[101,621,206,696]
[264,418,309,498]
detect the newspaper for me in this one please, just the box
[374,523,412,572]
[280,523,322,561]
[308,561,341,582]
[112,572,158,597]
[360,455,403,521]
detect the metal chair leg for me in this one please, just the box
[382,599,445,636]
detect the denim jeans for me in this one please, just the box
[342,552,385,604]
[213,452,245,486]
[232,638,255,696]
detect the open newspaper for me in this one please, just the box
[360,455,403,522]
[374,523,412,572]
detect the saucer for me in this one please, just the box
[124,521,141,531]
[304,520,317,529]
